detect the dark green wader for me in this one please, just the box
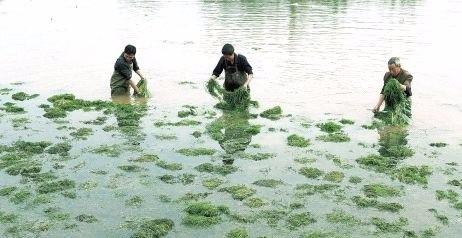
[224,56,248,92]
[110,62,133,96]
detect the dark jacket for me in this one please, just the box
[381,69,413,97]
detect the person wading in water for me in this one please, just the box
[209,44,254,92]
[110,45,147,97]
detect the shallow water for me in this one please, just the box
[1,0,462,237]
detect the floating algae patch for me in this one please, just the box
[219,184,256,200]
[178,108,197,118]
[286,212,316,229]
[339,118,355,125]
[125,195,144,207]
[0,88,13,95]
[0,186,17,196]
[352,196,403,213]
[207,78,254,110]
[155,134,178,140]
[257,209,288,227]
[0,211,18,223]
[362,183,402,198]
[429,142,448,148]
[392,165,432,185]
[299,167,324,179]
[118,165,145,173]
[202,178,224,189]
[376,78,411,125]
[37,179,76,194]
[316,132,350,143]
[349,176,363,184]
[158,173,195,185]
[300,231,340,238]
[325,209,362,225]
[1,102,25,113]
[70,127,93,140]
[241,152,275,161]
[295,184,340,198]
[356,154,397,173]
[11,117,30,128]
[252,179,284,188]
[191,131,202,138]
[90,144,122,157]
[287,134,310,147]
[176,147,216,156]
[155,160,183,171]
[260,106,282,120]
[11,92,39,101]
[75,214,98,223]
[46,142,72,156]
[131,218,174,238]
[129,154,159,162]
[316,121,343,133]
[182,202,229,227]
[154,119,201,127]
[9,190,32,204]
[378,126,414,158]
[371,217,408,233]
[428,209,449,225]
[83,116,108,125]
[195,163,238,176]
[43,93,112,119]
[134,79,151,98]
[177,192,211,203]
[225,228,249,238]
[323,171,345,183]
[244,197,266,208]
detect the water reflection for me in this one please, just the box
[206,110,259,164]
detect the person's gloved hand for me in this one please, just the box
[210,75,217,81]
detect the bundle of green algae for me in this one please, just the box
[206,79,256,110]
[376,78,411,125]
[135,79,151,98]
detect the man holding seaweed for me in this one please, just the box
[373,57,413,113]
[110,45,147,97]
[209,44,254,92]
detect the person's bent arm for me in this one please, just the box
[373,94,385,113]
[243,74,253,87]
[128,79,140,94]
[135,70,145,80]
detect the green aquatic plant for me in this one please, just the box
[154,119,201,127]
[226,228,249,238]
[157,173,195,185]
[257,209,288,227]
[376,78,411,125]
[362,183,402,198]
[176,147,216,156]
[428,209,449,225]
[131,219,174,238]
[37,179,76,194]
[323,171,345,183]
[75,214,98,223]
[339,118,355,125]
[1,102,25,113]
[287,134,310,147]
[201,178,223,190]
[70,127,93,140]
[178,108,196,118]
[135,79,151,98]
[295,184,340,197]
[244,197,266,208]
[299,167,324,179]
[0,186,17,196]
[286,212,316,229]
[155,134,178,140]
[260,106,282,120]
[316,121,343,133]
[118,165,144,172]
[90,144,122,157]
[241,152,275,161]
[130,154,159,162]
[356,154,397,173]
[371,217,408,233]
[352,196,403,213]
[429,142,448,148]
[220,185,256,201]
[252,179,284,188]
[125,195,143,207]
[46,142,72,156]
[155,160,183,171]
[9,190,32,204]
[207,79,253,110]
[11,92,39,101]
[392,165,432,185]
[325,209,362,225]
[182,202,228,227]
[0,211,18,223]
[83,116,107,125]
[195,163,237,176]
[316,132,350,143]
[349,176,363,184]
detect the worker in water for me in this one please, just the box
[110,44,146,97]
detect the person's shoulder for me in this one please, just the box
[401,69,412,76]
[383,72,391,80]
[115,55,125,65]
[238,53,247,59]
